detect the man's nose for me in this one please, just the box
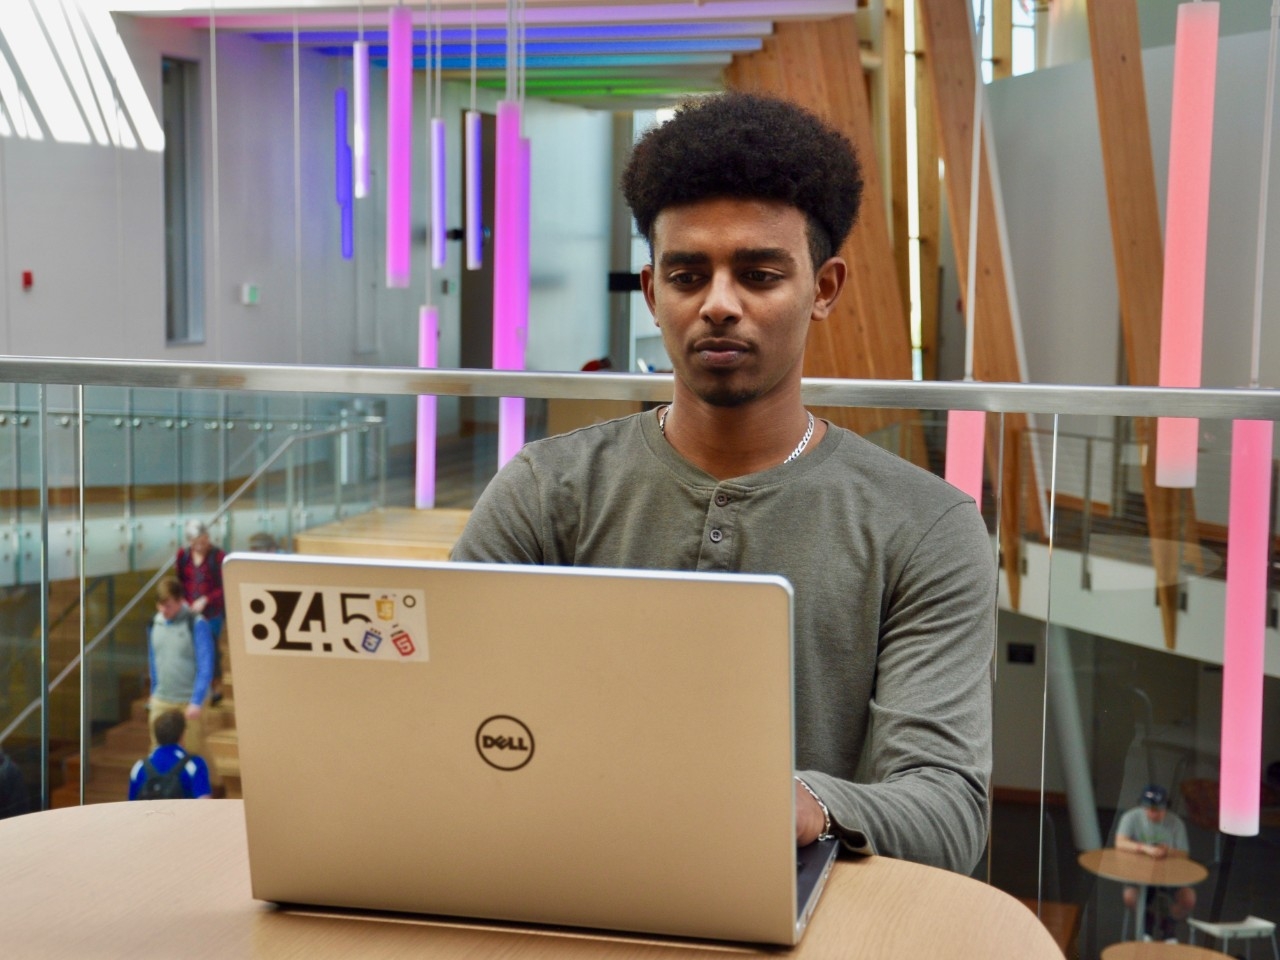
[700,271,742,324]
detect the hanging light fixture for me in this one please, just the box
[334,87,353,258]
[944,0,987,506]
[1155,1,1220,488]
[352,0,369,199]
[430,0,447,269]
[385,1,413,288]
[465,0,484,270]
[417,0,441,510]
[1219,0,1278,838]
[494,0,530,467]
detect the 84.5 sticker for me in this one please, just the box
[239,585,429,661]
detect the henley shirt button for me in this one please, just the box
[714,493,729,507]
[709,528,723,543]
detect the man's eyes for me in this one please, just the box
[664,270,782,285]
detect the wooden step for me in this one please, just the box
[62,748,139,795]
[204,728,239,763]
[104,719,151,753]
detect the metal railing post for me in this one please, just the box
[1081,437,1094,591]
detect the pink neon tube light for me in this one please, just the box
[1156,1,1219,488]
[944,409,985,506]
[431,118,447,269]
[415,305,440,509]
[493,100,527,466]
[1219,418,1272,836]
[465,110,483,270]
[385,5,412,288]
[352,40,369,199]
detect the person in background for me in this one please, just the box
[0,746,30,818]
[176,520,226,703]
[1115,784,1196,941]
[148,577,214,757]
[128,708,212,800]
[451,91,995,874]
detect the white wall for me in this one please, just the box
[0,10,612,397]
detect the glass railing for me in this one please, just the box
[0,358,1276,959]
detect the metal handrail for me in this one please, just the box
[3,356,1280,419]
[0,420,382,747]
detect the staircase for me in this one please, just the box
[50,677,238,806]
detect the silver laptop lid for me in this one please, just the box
[225,554,809,944]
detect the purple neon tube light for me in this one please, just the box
[944,409,985,505]
[465,110,483,270]
[431,118,448,269]
[493,100,527,465]
[416,305,440,509]
[352,40,369,199]
[1155,2,1219,488]
[1219,418,1272,835]
[334,89,353,259]
[385,5,412,288]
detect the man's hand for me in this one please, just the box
[191,596,209,613]
[185,703,202,720]
[795,780,827,846]
[1146,843,1169,859]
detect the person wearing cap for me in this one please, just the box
[1115,784,1196,940]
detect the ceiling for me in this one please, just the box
[100,0,867,110]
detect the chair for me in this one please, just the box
[1187,915,1279,959]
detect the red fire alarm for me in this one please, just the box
[21,271,33,291]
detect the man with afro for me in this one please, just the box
[453,92,995,874]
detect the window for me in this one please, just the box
[162,56,203,344]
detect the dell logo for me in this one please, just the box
[476,715,535,771]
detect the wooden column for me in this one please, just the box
[885,0,913,319]
[992,0,1013,80]
[725,17,917,445]
[1087,0,1197,650]
[917,0,1044,610]
[915,0,942,382]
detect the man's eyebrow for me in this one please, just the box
[657,248,797,268]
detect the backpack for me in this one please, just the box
[136,751,192,800]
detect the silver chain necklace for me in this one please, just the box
[657,406,816,465]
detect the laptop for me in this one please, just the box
[223,553,839,945]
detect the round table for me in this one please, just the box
[1079,849,1210,942]
[1,800,1066,959]
[1102,941,1231,959]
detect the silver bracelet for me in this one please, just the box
[795,776,835,841]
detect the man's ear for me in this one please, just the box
[640,263,658,322]
[811,257,848,321]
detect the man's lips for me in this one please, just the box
[692,338,751,366]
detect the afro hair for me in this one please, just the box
[620,91,863,270]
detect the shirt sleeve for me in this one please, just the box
[799,501,996,873]
[190,618,215,706]
[451,454,547,564]
[128,760,144,801]
[147,624,157,693]
[204,548,226,612]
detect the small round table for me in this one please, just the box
[1079,849,1209,942]
[1102,941,1231,959]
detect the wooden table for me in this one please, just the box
[2,800,1064,959]
[1101,942,1231,959]
[1079,849,1210,942]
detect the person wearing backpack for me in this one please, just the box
[128,709,211,800]
[148,576,215,758]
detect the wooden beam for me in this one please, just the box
[914,0,941,382]
[725,17,918,446]
[1086,0,1196,650]
[992,0,1013,81]
[885,0,913,320]
[917,0,1043,609]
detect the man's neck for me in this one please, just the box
[660,391,823,480]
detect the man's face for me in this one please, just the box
[640,198,844,409]
[1144,805,1167,824]
[157,596,183,621]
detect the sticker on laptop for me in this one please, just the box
[238,585,428,661]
